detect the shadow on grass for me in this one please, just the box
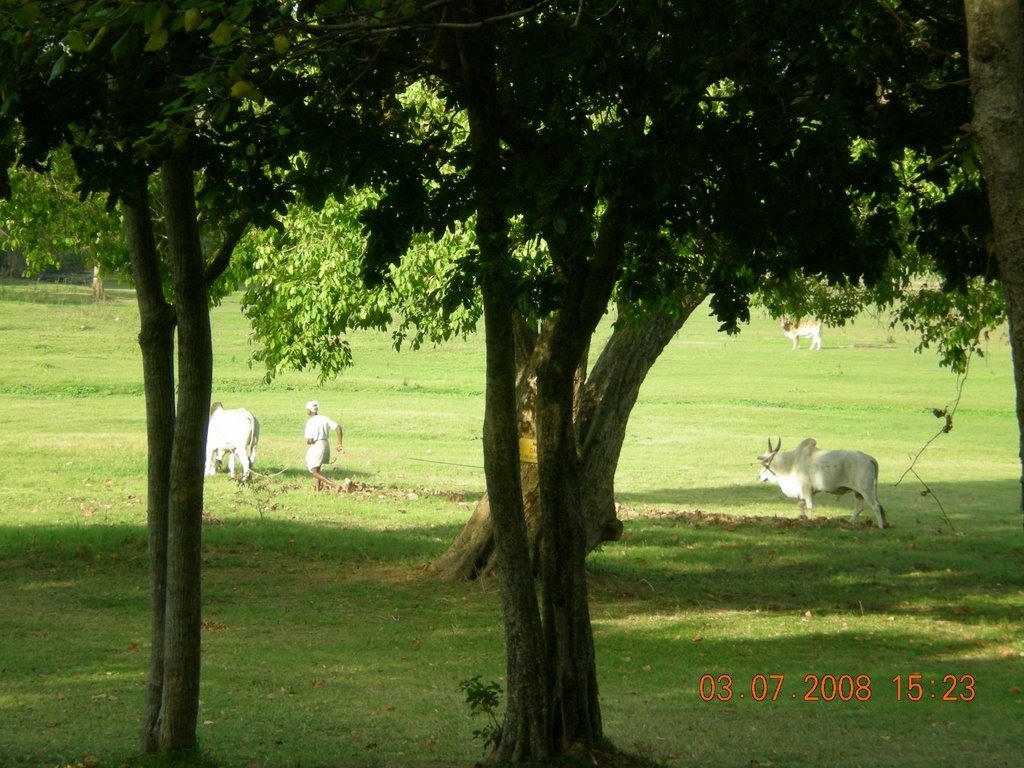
[4,485,1021,630]
[0,517,465,572]
[589,506,1024,632]
[2,498,1022,768]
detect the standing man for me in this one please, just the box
[304,400,344,492]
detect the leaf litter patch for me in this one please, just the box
[617,506,879,531]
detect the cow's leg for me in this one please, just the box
[864,491,887,528]
[798,485,815,519]
[204,449,216,476]
[239,455,251,481]
[227,451,237,478]
[850,492,864,522]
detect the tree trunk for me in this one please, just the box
[576,296,707,546]
[455,9,550,761]
[431,315,541,579]
[125,152,213,754]
[158,153,212,751]
[533,202,625,751]
[964,0,1024,522]
[480,280,550,763]
[121,170,176,753]
[431,294,706,579]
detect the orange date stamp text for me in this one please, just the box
[698,673,976,702]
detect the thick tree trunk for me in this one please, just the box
[121,171,176,753]
[536,356,603,749]
[480,282,550,763]
[431,295,706,579]
[964,0,1024,521]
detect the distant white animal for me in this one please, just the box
[781,317,822,350]
[205,402,260,480]
[757,437,887,528]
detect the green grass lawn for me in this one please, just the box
[1,282,1021,767]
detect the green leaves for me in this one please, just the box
[9,1,40,28]
[184,7,203,32]
[143,2,170,35]
[458,676,503,753]
[209,21,234,46]
[143,27,168,51]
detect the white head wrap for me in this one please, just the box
[305,400,319,413]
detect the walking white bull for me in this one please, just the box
[781,317,822,350]
[757,437,887,528]
[205,402,260,480]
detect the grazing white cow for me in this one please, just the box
[757,437,887,528]
[205,402,260,480]
[781,317,822,350]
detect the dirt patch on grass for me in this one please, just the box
[617,505,879,530]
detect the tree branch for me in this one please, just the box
[297,0,553,36]
[204,212,251,287]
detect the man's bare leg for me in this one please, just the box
[310,467,341,492]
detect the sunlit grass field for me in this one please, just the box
[1,280,1021,767]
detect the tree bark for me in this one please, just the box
[455,8,550,761]
[576,295,708,546]
[158,152,212,751]
[964,0,1024,522]
[431,294,707,580]
[121,170,176,753]
[533,201,626,751]
[125,151,213,754]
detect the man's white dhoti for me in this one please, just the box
[306,440,330,471]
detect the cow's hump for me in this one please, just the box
[795,437,817,455]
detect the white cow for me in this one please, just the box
[781,317,822,350]
[205,402,260,480]
[757,437,887,528]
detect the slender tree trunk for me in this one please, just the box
[535,202,626,750]
[480,280,550,762]
[125,152,212,754]
[576,296,707,545]
[158,153,212,750]
[964,0,1024,522]
[121,170,176,753]
[536,352,603,749]
[455,9,550,761]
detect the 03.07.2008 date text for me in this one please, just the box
[698,673,976,702]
